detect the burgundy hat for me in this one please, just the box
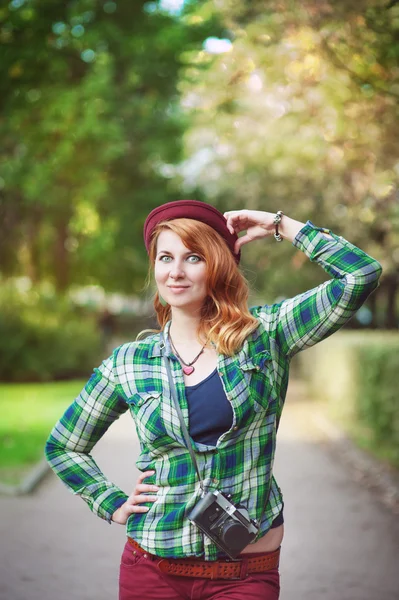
[143,200,241,264]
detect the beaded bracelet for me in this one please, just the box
[273,211,284,242]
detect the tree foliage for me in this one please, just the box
[177,0,399,323]
[0,0,218,292]
[1,0,398,325]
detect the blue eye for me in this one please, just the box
[187,255,201,263]
[158,254,202,263]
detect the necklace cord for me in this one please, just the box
[169,334,206,367]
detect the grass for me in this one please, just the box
[0,380,85,484]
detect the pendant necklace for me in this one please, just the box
[169,335,206,376]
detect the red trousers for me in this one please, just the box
[119,540,280,600]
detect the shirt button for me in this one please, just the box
[255,365,260,371]
[233,426,238,431]
[213,478,218,484]
[218,371,223,377]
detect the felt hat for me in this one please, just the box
[143,199,240,264]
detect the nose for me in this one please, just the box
[169,260,185,279]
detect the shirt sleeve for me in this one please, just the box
[44,353,129,523]
[253,221,382,358]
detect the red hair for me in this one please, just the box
[146,218,258,356]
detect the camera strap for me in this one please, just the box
[161,337,205,494]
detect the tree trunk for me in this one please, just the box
[26,211,42,284]
[54,216,70,293]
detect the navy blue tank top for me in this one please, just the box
[185,368,284,529]
[185,368,233,446]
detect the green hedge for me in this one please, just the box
[357,344,399,452]
[297,331,399,469]
[0,280,102,382]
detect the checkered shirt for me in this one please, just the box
[45,221,382,560]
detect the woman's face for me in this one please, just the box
[154,229,208,312]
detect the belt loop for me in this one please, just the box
[157,559,168,574]
[239,557,249,580]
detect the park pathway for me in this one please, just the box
[0,380,398,600]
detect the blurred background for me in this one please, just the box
[0,1,398,596]
[0,0,399,600]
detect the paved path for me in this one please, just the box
[0,381,398,600]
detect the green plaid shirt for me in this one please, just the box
[45,222,382,560]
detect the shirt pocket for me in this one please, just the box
[126,391,168,449]
[240,350,277,413]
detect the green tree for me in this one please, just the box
[177,0,399,325]
[0,0,220,292]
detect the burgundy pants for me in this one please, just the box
[119,540,280,600]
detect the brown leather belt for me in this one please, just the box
[127,537,280,580]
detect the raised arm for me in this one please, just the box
[45,353,130,522]
[224,210,382,358]
[255,220,382,358]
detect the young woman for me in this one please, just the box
[45,200,382,599]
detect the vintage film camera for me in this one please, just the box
[188,490,259,559]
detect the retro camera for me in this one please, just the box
[188,490,259,559]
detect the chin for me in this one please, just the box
[169,299,204,312]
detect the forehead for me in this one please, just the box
[156,229,191,253]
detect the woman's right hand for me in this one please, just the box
[112,470,159,525]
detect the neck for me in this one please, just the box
[169,309,202,344]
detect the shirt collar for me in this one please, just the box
[149,320,172,358]
[149,321,268,367]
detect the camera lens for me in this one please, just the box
[221,520,251,551]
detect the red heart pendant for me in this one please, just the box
[183,366,195,375]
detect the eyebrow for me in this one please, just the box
[156,249,195,255]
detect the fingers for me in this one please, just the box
[224,211,249,235]
[137,470,156,484]
[133,494,159,504]
[134,471,159,495]
[127,488,158,503]
[124,503,150,514]
[224,210,273,253]
[134,471,159,491]
[224,210,248,220]
[113,479,158,523]
[234,234,253,253]
[123,493,158,515]
[136,483,159,493]
[125,470,159,515]
[113,469,159,524]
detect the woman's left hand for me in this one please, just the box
[224,210,276,253]
[224,210,306,249]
